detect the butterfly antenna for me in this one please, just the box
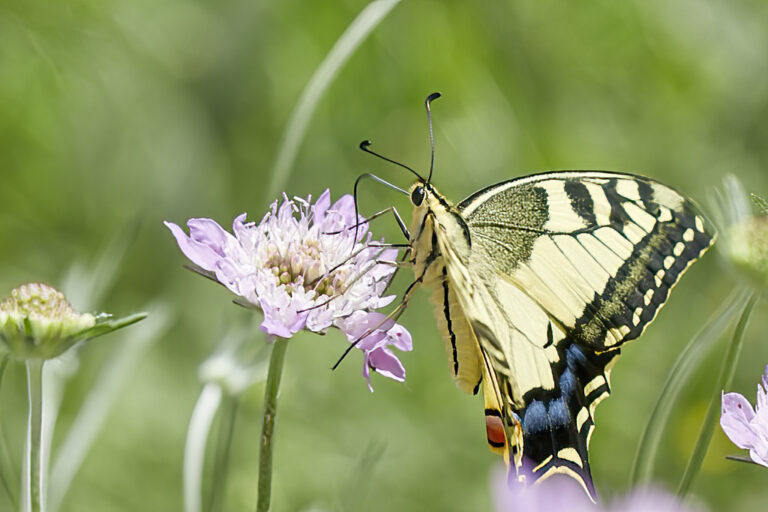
[425,92,441,184]
[348,173,408,255]
[359,140,425,182]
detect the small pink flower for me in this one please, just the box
[721,366,768,466]
[492,463,703,512]
[165,190,411,390]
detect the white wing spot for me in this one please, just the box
[651,184,684,210]
[622,219,647,245]
[576,407,590,431]
[594,227,633,259]
[695,216,705,232]
[657,206,673,223]
[534,455,554,472]
[664,256,676,269]
[624,201,657,232]
[673,242,685,257]
[644,288,654,306]
[606,327,628,346]
[616,180,641,201]
[683,228,695,242]
[584,182,612,225]
[557,447,583,468]
[542,180,588,232]
[655,269,665,287]
[584,375,606,396]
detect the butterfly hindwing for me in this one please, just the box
[412,171,714,500]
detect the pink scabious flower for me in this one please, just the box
[721,365,768,466]
[492,464,703,512]
[165,189,412,390]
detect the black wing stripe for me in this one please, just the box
[441,266,460,375]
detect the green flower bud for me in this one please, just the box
[726,216,768,288]
[713,176,768,291]
[0,283,146,360]
[0,284,95,360]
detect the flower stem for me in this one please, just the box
[26,359,45,512]
[677,291,758,498]
[0,355,18,509]
[184,383,223,512]
[256,338,289,512]
[208,395,238,512]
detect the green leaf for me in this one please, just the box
[77,312,148,341]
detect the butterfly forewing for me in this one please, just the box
[459,172,714,351]
[413,171,714,500]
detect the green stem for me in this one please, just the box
[0,355,18,509]
[629,287,748,486]
[26,359,45,512]
[208,396,239,512]
[677,291,758,498]
[256,338,289,512]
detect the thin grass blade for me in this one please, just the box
[677,291,758,497]
[265,0,402,201]
[629,287,750,486]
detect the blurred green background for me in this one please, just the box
[1,0,767,510]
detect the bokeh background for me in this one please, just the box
[1,0,767,510]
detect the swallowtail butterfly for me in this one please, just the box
[355,93,715,499]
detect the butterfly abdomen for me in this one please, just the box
[420,251,484,395]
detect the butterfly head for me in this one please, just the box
[409,182,428,207]
[407,181,451,217]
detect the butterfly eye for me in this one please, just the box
[411,186,426,206]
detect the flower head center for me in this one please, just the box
[0,283,78,320]
[264,240,347,298]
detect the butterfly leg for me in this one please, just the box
[332,268,426,370]
[325,206,410,241]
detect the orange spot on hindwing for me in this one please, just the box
[485,410,506,448]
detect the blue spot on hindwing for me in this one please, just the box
[523,400,548,436]
[548,397,570,428]
[559,368,577,398]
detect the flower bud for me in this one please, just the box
[726,216,768,287]
[0,283,95,360]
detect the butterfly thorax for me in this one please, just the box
[408,182,471,281]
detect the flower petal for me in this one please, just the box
[313,189,332,224]
[748,447,768,468]
[385,323,413,351]
[164,221,222,271]
[367,346,406,382]
[232,213,250,240]
[721,392,759,450]
[186,218,234,256]
[340,311,394,341]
